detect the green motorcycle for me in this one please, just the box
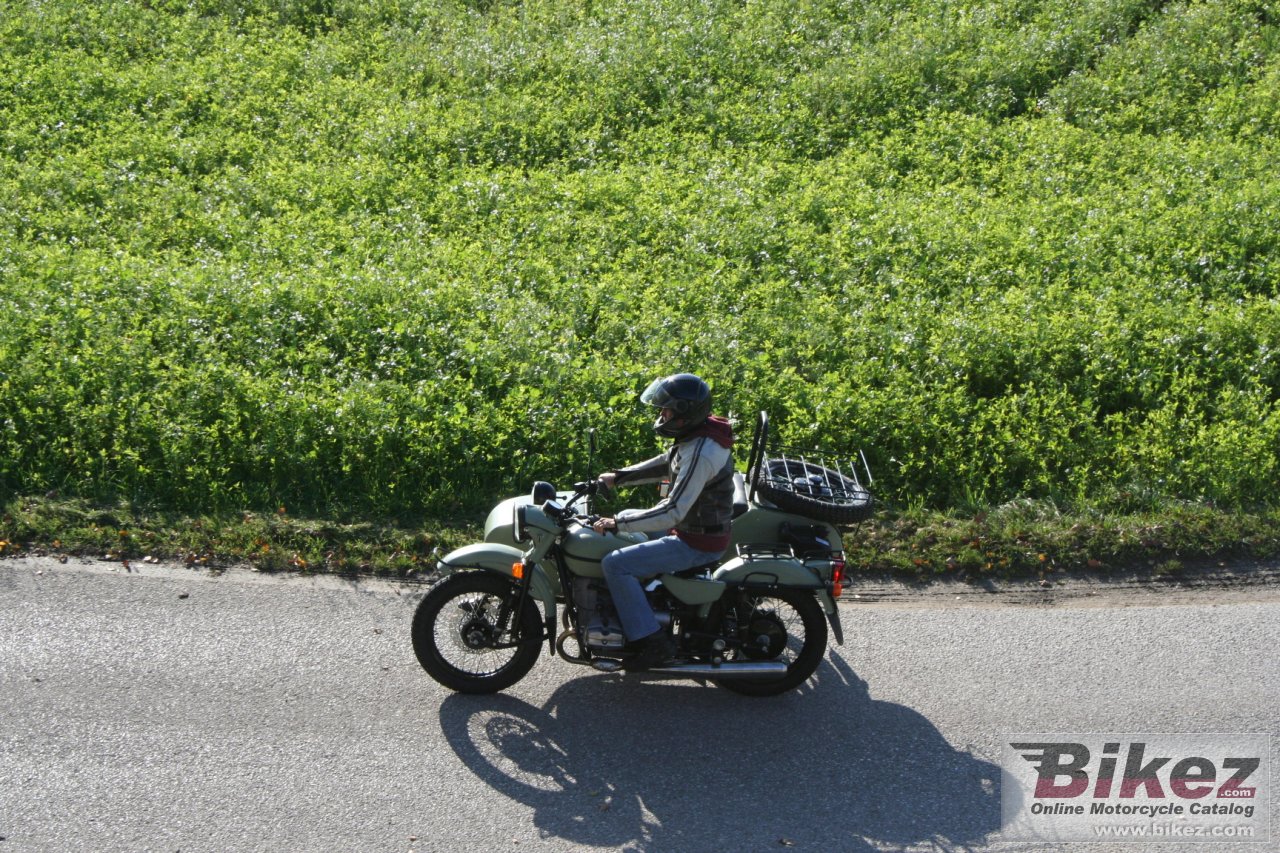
[411,412,873,697]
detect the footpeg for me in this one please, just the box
[591,658,624,673]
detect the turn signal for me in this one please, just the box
[831,558,846,597]
[512,561,525,579]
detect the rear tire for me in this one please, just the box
[716,588,827,697]
[411,572,543,694]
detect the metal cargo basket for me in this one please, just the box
[744,411,874,525]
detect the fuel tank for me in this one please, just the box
[560,525,647,578]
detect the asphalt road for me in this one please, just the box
[1,558,1276,853]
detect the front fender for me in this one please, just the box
[437,543,557,617]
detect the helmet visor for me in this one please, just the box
[640,377,676,409]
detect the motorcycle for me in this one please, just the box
[410,412,873,697]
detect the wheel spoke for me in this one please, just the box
[412,572,543,694]
[716,587,828,696]
[433,590,520,678]
[736,594,806,664]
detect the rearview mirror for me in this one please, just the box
[531,481,557,506]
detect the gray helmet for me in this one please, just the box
[640,373,712,438]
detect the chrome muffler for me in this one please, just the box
[650,661,788,679]
[589,659,788,679]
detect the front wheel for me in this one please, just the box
[717,588,828,697]
[411,571,544,694]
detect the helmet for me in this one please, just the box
[640,373,712,438]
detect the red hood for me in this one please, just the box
[685,415,734,448]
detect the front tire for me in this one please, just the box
[411,572,544,694]
[717,588,827,697]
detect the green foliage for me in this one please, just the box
[0,0,1277,517]
[0,493,474,575]
[840,498,1280,578]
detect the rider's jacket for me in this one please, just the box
[611,416,735,552]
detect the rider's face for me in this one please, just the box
[655,406,677,431]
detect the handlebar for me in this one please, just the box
[572,479,601,496]
[531,478,607,525]
[558,479,602,517]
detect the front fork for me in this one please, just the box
[507,557,534,636]
[509,556,561,657]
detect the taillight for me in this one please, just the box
[831,558,846,597]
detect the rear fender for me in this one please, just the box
[713,555,843,645]
[437,543,557,617]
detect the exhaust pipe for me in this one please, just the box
[590,659,788,679]
[650,661,788,679]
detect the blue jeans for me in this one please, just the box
[600,535,725,641]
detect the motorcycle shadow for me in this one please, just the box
[437,654,1001,852]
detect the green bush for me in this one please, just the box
[0,0,1276,516]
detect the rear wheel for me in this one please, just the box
[716,588,827,697]
[411,572,543,694]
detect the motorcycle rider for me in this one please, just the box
[592,373,736,668]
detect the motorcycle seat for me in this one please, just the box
[660,571,727,605]
[670,560,720,579]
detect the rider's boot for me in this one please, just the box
[626,630,676,670]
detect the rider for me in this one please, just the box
[592,373,736,668]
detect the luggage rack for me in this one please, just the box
[744,412,875,524]
[736,543,796,562]
[735,543,845,564]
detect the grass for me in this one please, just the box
[4,493,1278,582]
[840,499,1280,580]
[0,493,477,577]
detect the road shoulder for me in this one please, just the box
[6,554,1280,610]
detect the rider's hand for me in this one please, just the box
[597,472,617,493]
[592,516,616,534]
